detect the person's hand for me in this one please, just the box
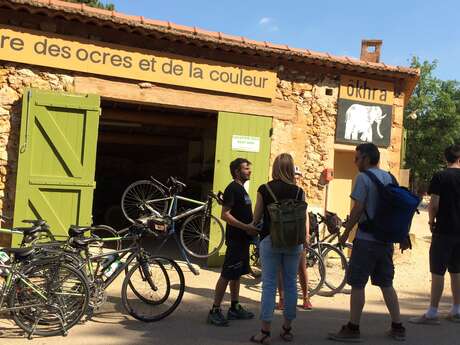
[399,236,412,253]
[245,224,259,236]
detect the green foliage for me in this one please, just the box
[64,0,115,10]
[404,57,460,192]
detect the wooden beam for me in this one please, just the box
[98,132,188,147]
[101,108,216,129]
[75,76,295,120]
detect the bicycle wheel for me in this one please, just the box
[249,242,261,278]
[9,262,90,337]
[312,243,348,294]
[180,214,224,258]
[121,180,168,223]
[89,224,121,254]
[305,247,325,297]
[121,256,185,322]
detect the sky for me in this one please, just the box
[108,0,460,81]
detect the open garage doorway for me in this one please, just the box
[92,101,217,230]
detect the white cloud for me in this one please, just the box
[259,17,279,32]
[259,17,272,25]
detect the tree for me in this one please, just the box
[404,57,460,193]
[64,0,115,10]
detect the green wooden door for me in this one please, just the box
[12,89,100,245]
[208,112,272,266]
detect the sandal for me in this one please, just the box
[280,325,293,342]
[250,329,271,344]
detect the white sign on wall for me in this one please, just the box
[231,135,260,153]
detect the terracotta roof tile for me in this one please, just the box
[113,12,141,23]
[142,17,168,27]
[5,0,419,79]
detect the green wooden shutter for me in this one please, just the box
[208,112,272,266]
[12,88,100,245]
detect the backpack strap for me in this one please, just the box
[295,186,301,201]
[361,170,384,223]
[265,183,278,203]
[388,171,399,186]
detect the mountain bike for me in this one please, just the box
[247,235,325,296]
[309,211,353,295]
[0,249,90,338]
[121,176,225,274]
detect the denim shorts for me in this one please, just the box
[347,239,394,288]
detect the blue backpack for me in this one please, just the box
[360,170,421,243]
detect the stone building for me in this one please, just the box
[0,0,419,255]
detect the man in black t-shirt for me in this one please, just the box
[207,158,258,327]
[410,144,460,325]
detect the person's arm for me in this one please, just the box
[428,194,440,232]
[339,174,367,244]
[221,207,252,232]
[427,173,441,233]
[339,200,365,244]
[252,192,264,225]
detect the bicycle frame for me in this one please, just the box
[145,194,207,275]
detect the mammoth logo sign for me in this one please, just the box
[335,75,394,147]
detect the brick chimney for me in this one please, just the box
[360,39,382,63]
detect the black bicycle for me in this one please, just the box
[309,211,353,295]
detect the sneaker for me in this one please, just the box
[386,325,406,341]
[207,308,229,327]
[408,314,440,325]
[446,313,460,323]
[328,324,363,343]
[227,304,255,320]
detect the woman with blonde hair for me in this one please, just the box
[249,153,307,344]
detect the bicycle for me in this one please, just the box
[247,235,326,297]
[0,248,90,338]
[309,211,353,295]
[1,216,185,322]
[65,220,185,322]
[121,176,225,274]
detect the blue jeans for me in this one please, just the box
[259,236,302,322]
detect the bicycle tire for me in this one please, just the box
[89,224,122,253]
[121,180,168,223]
[249,242,261,278]
[127,257,171,305]
[180,214,224,258]
[9,262,90,337]
[305,247,326,297]
[312,243,348,294]
[121,256,185,322]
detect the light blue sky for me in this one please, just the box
[109,0,459,81]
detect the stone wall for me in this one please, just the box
[270,70,405,207]
[271,71,339,205]
[0,63,73,241]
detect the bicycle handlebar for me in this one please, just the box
[207,191,224,206]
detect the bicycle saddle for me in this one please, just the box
[68,225,92,237]
[3,247,35,259]
[13,225,43,236]
[69,236,99,248]
[22,219,46,227]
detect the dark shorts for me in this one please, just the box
[221,241,250,280]
[430,234,460,275]
[347,239,394,288]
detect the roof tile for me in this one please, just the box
[169,22,195,33]
[6,0,419,78]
